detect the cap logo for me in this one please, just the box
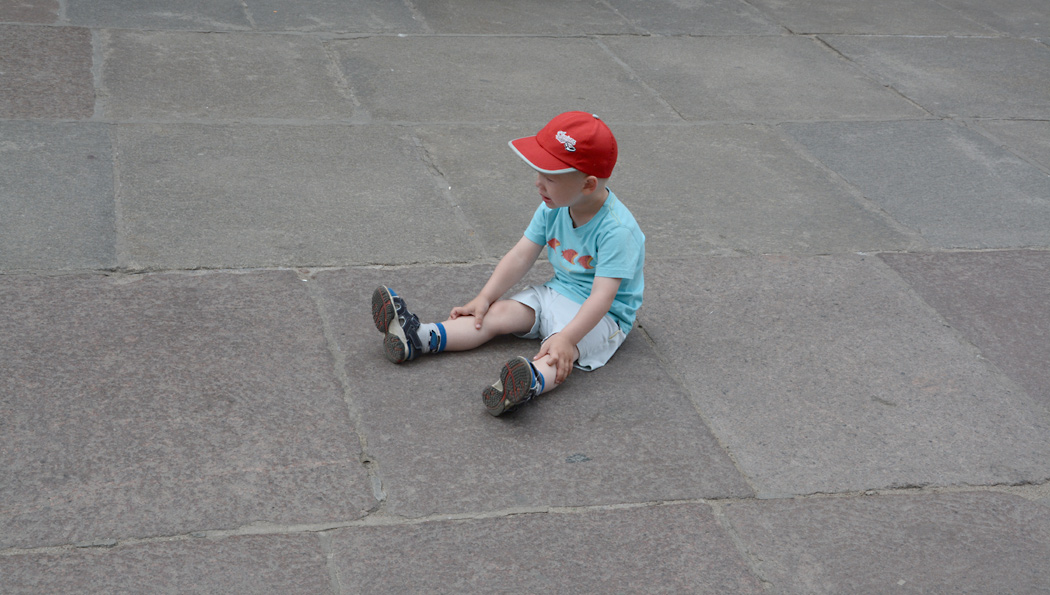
[555,130,577,152]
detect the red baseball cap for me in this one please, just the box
[509,111,618,178]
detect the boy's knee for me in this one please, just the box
[487,299,535,334]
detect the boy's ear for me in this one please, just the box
[583,175,599,193]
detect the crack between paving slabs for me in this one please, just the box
[409,132,488,259]
[300,269,388,513]
[25,485,1044,559]
[708,500,775,590]
[632,319,762,497]
[317,531,346,595]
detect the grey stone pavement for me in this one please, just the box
[2,0,1050,592]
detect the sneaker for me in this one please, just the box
[371,286,423,363]
[482,356,541,416]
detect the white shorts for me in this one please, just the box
[509,285,627,371]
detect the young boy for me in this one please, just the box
[372,111,645,416]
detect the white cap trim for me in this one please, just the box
[508,140,578,175]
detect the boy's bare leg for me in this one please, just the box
[439,299,536,351]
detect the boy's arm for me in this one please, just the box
[450,235,543,329]
[534,276,622,384]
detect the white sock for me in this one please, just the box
[417,322,446,354]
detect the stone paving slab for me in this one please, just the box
[782,120,1050,250]
[246,0,423,33]
[0,122,115,271]
[0,0,58,23]
[881,251,1050,405]
[976,119,1050,171]
[65,0,251,30]
[116,123,473,270]
[938,0,1050,39]
[310,264,752,518]
[0,25,94,119]
[602,36,925,122]
[330,503,765,593]
[0,272,373,549]
[643,254,1050,497]
[723,492,1050,594]
[0,534,332,594]
[744,0,994,35]
[99,30,351,120]
[329,36,678,123]
[823,36,1050,119]
[610,123,921,256]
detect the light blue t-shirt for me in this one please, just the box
[523,189,645,334]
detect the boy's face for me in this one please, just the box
[534,170,591,209]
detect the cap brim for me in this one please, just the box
[508,137,577,175]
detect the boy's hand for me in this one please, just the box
[534,334,578,384]
[450,297,490,330]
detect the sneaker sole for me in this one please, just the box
[383,333,410,364]
[371,286,397,334]
[483,357,534,416]
[372,286,411,364]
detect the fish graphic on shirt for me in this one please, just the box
[548,238,594,269]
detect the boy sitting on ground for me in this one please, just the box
[372,111,645,416]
